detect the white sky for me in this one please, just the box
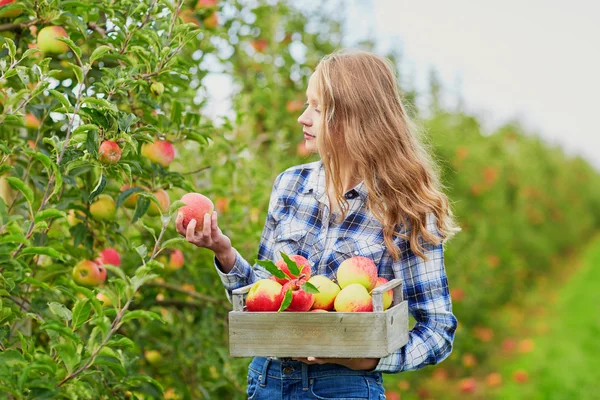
[369,0,600,170]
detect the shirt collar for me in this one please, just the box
[300,160,368,202]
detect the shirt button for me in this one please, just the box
[354,251,359,255]
[283,367,294,374]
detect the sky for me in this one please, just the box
[367,0,600,170]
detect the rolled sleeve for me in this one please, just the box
[373,216,457,374]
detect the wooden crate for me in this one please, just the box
[228,279,409,358]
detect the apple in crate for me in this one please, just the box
[280,278,315,312]
[334,283,373,312]
[308,275,340,311]
[274,254,311,284]
[336,256,378,291]
[246,279,283,312]
[373,277,393,310]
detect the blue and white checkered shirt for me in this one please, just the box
[215,160,457,374]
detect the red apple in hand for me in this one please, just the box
[281,278,315,312]
[274,254,311,284]
[177,192,215,232]
[246,279,283,312]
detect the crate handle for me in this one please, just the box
[232,284,254,311]
[371,278,403,312]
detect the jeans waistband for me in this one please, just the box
[249,356,383,380]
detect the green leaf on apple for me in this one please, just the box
[301,281,320,294]
[132,196,150,223]
[277,289,293,313]
[255,259,286,279]
[88,173,106,203]
[280,252,300,277]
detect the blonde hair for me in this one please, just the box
[315,49,460,261]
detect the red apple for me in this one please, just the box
[95,248,121,267]
[458,377,477,394]
[196,0,217,9]
[147,189,170,216]
[72,260,107,287]
[250,39,268,53]
[513,370,529,383]
[202,13,218,29]
[336,256,378,291]
[372,277,393,310]
[274,254,311,284]
[25,113,40,130]
[310,309,328,313]
[308,275,340,311]
[334,283,373,312]
[177,192,214,232]
[98,140,121,164]
[37,26,69,54]
[158,249,184,271]
[281,279,314,312]
[90,194,116,221]
[0,0,21,18]
[485,372,503,387]
[246,279,283,312]
[141,139,175,167]
[120,184,148,209]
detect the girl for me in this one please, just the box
[176,49,459,399]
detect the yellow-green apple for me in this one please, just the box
[246,279,283,312]
[120,184,148,209]
[274,254,311,284]
[96,292,112,307]
[177,192,214,232]
[72,260,107,287]
[25,113,40,129]
[281,279,314,312]
[147,189,170,216]
[90,194,116,221]
[141,139,175,167]
[158,249,184,271]
[202,13,218,29]
[144,350,162,366]
[308,275,340,311]
[0,0,22,18]
[334,283,373,312]
[98,140,121,164]
[67,209,85,226]
[37,26,69,55]
[150,82,164,97]
[95,248,121,267]
[372,277,393,310]
[336,256,378,291]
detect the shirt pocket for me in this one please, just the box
[332,236,386,272]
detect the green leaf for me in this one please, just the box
[34,209,66,223]
[49,89,71,109]
[71,298,92,330]
[41,321,80,342]
[57,37,82,59]
[3,38,16,60]
[19,247,63,260]
[132,196,150,223]
[73,124,99,136]
[88,173,106,202]
[6,177,34,206]
[255,259,286,279]
[29,151,52,172]
[54,341,79,374]
[86,128,99,157]
[280,252,300,277]
[168,200,185,215]
[160,237,186,249]
[90,45,112,64]
[116,186,144,208]
[301,281,320,294]
[48,302,72,321]
[82,97,118,113]
[134,244,148,259]
[120,310,162,325]
[277,289,293,313]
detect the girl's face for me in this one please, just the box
[297,73,321,154]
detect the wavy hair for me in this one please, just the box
[314,49,460,261]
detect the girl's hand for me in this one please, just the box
[292,357,379,371]
[176,211,232,255]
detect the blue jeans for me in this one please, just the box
[246,357,386,399]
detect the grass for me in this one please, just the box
[492,237,600,400]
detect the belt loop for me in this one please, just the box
[259,357,271,388]
[301,362,309,390]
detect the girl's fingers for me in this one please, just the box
[175,213,185,235]
[211,211,218,235]
[186,218,197,242]
[203,213,211,238]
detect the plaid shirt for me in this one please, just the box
[215,160,457,374]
